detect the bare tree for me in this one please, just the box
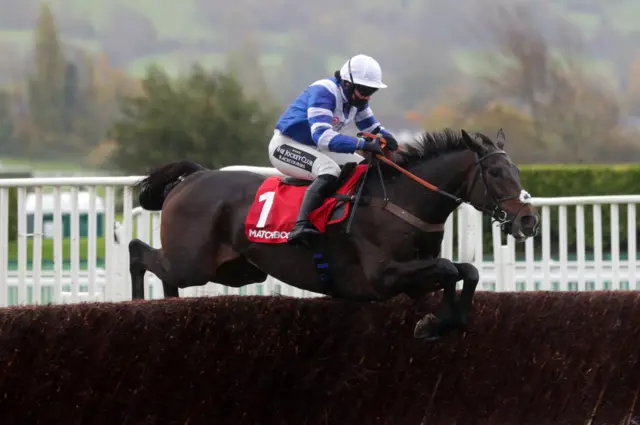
[470,0,627,162]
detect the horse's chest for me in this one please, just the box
[413,233,444,259]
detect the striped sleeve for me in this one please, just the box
[354,103,381,133]
[306,83,360,153]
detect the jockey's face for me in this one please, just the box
[354,84,378,99]
[350,84,378,107]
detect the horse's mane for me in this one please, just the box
[394,128,473,166]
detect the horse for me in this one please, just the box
[128,128,540,340]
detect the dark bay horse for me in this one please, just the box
[128,128,540,340]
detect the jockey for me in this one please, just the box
[268,54,400,246]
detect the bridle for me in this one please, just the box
[356,132,532,230]
[463,150,532,228]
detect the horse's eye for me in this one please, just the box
[488,168,501,177]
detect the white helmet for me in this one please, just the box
[339,54,387,89]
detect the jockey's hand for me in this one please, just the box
[381,133,399,152]
[359,138,384,156]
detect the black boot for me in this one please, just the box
[288,174,339,247]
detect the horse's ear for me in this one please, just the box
[461,129,483,153]
[496,128,505,149]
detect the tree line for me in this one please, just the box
[0,3,278,173]
[2,1,640,176]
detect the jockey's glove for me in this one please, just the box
[372,126,399,151]
[382,133,399,151]
[358,138,384,156]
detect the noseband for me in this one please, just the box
[464,150,532,228]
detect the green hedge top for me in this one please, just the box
[519,164,640,197]
[481,164,640,256]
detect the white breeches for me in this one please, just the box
[267,130,364,180]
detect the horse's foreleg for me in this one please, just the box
[452,262,480,330]
[382,258,461,340]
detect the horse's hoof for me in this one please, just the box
[413,313,439,339]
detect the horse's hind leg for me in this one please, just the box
[129,238,170,300]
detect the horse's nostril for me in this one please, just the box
[521,214,539,229]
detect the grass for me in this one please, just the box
[125,0,213,41]
[0,156,91,172]
[452,50,510,77]
[452,48,619,84]
[8,236,107,263]
[46,0,212,40]
[6,211,150,265]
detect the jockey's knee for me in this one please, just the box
[268,131,282,156]
[314,161,341,178]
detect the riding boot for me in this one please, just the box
[288,174,339,247]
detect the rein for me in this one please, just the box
[344,132,524,234]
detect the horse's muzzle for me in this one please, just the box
[510,212,540,241]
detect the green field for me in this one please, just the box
[8,236,106,264]
[45,0,216,40]
[0,156,91,172]
[6,214,143,269]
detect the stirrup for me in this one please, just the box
[289,220,319,235]
[288,221,320,246]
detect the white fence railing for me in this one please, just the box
[499,195,638,292]
[0,176,139,306]
[1,169,639,307]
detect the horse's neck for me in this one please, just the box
[392,150,474,224]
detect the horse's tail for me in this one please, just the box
[136,160,205,211]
